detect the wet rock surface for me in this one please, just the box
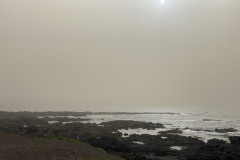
[202,119,222,122]
[215,128,238,133]
[182,139,240,160]
[229,136,240,145]
[101,120,165,130]
[159,128,183,134]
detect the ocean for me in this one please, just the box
[79,112,240,142]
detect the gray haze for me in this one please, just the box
[0,0,240,114]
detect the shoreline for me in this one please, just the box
[1,111,240,160]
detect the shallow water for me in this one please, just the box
[43,112,240,142]
[80,112,240,142]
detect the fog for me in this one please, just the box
[0,0,240,114]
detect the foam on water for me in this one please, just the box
[119,128,170,137]
[133,141,144,145]
[80,112,240,142]
[170,146,183,151]
[48,121,58,124]
[43,112,240,142]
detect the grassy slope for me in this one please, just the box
[0,131,123,160]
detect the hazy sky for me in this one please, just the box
[0,0,240,113]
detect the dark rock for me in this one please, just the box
[215,128,237,133]
[184,127,213,132]
[101,120,165,130]
[183,138,240,160]
[203,119,222,122]
[229,136,240,145]
[159,128,183,134]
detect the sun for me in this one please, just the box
[160,0,165,4]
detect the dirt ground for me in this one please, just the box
[0,131,123,160]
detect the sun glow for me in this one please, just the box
[160,0,165,4]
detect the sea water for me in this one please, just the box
[80,112,240,142]
[43,112,240,142]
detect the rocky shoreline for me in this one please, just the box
[0,111,240,160]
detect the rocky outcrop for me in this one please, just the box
[215,128,237,133]
[229,136,240,145]
[101,120,165,130]
[158,128,183,134]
